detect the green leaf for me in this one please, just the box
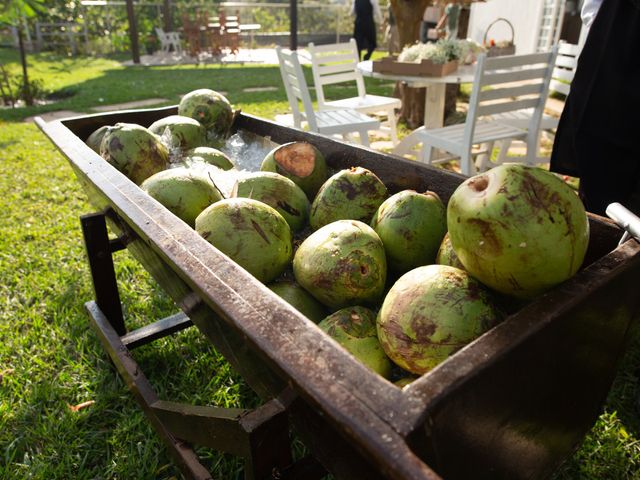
[0,0,45,23]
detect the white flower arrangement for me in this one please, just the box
[397,39,485,65]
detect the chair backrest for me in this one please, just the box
[275,46,318,131]
[307,38,366,108]
[465,47,559,157]
[155,27,167,40]
[549,41,581,96]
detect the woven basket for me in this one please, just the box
[483,18,516,57]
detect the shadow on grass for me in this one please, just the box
[1,63,286,122]
[1,59,393,124]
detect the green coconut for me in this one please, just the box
[318,306,392,378]
[310,167,388,231]
[100,122,169,185]
[267,281,326,323]
[260,142,328,200]
[435,232,465,270]
[178,89,234,140]
[148,115,207,151]
[370,190,447,273]
[447,164,590,299]
[394,376,419,388]
[86,125,111,153]
[185,146,235,170]
[377,265,501,375]
[293,220,387,309]
[235,172,310,232]
[141,167,223,227]
[195,198,293,283]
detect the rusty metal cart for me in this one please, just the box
[37,106,640,480]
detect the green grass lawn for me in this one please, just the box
[1,49,640,479]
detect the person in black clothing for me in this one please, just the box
[550,0,640,215]
[351,0,383,61]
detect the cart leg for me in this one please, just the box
[80,211,126,335]
[242,399,293,480]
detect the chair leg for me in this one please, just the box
[392,127,425,157]
[419,144,433,165]
[526,133,540,166]
[476,141,495,172]
[460,150,475,176]
[496,140,511,166]
[386,107,399,146]
[358,130,370,147]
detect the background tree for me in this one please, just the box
[0,0,44,106]
[389,0,431,128]
[389,0,472,128]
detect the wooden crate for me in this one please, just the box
[372,56,458,77]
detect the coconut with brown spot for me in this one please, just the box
[293,219,387,309]
[268,280,327,323]
[447,163,590,299]
[310,167,388,231]
[178,89,234,140]
[195,198,293,283]
[100,123,169,185]
[141,167,223,228]
[377,264,501,375]
[371,190,446,273]
[235,172,310,232]
[435,232,465,270]
[318,306,392,378]
[260,142,327,200]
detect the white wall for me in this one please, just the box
[468,0,544,54]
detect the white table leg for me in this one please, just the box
[424,83,446,129]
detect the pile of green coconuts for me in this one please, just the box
[86,89,591,386]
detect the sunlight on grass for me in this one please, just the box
[1,51,639,479]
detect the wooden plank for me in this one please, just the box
[150,400,252,456]
[80,212,125,335]
[483,67,549,85]
[121,312,193,349]
[85,301,213,480]
[477,98,540,116]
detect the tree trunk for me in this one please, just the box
[163,0,173,31]
[390,0,431,128]
[125,0,140,64]
[443,6,471,122]
[390,2,473,127]
[16,24,33,106]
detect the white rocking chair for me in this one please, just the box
[489,42,580,163]
[308,39,402,145]
[275,46,380,147]
[393,47,559,175]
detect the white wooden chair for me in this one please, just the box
[487,42,579,165]
[491,42,580,131]
[308,39,401,145]
[275,46,380,147]
[393,48,558,176]
[155,27,182,55]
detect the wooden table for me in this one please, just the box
[357,60,476,129]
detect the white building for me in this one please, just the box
[467,0,589,54]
